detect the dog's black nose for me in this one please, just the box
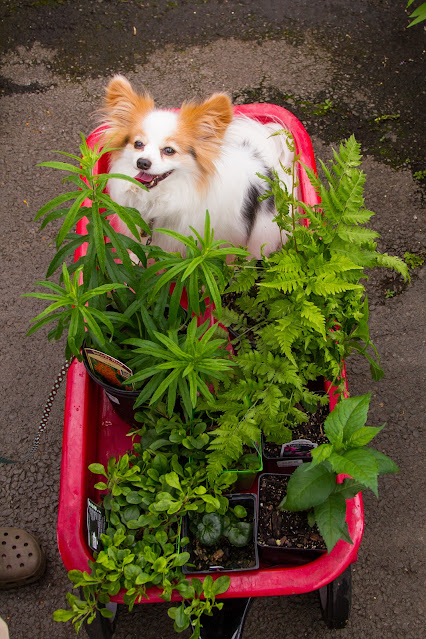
[137,158,152,171]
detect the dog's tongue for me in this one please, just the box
[135,171,154,184]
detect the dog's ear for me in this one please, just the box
[180,93,233,141]
[104,75,154,126]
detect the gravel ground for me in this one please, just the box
[0,2,424,638]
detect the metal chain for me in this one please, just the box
[0,358,74,464]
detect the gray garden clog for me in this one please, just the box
[0,528,46,590]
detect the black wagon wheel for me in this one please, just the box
[318,564,352,629]
[191,597,252,639]
[79,592,118,639]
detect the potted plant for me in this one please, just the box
[25,135,247,424]
[210,135,408,469]
[26,130,403,638]
[262,393,399,555]
[182,494,259,574]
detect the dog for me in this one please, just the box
[101,75,294,257]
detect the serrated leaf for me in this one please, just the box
[328,448,379,495]
[314,493,353,553]
[324,394,371,447]
[281,463,336,511]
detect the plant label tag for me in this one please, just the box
[87,498,107,552]
[280,439,318,457]
[84,347,135,390]
[277,459,303,467]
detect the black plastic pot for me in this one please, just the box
[262,436,317,472]
[225,443,263,491]
[82,351,139,425]
[257,473,326,566]
[262,388,330,472]
[181,493,259,574]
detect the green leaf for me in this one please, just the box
[53,609,76,622]
[367,448,399,474]
[324,394,371,447]
[313,493,352,553]
[310,443,333,466]
[280,463,337,511]
[333,478,365,500]
[212,575,231,596]
[164,471,181,490]
[88,463,106,476]
[348,424,385,448]
[328,448,379,496]
[35,191,83,222]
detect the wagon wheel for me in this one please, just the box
[79,594,118,639]
[195,597,253,639]
[318,565,352,629]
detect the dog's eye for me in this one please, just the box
[134,141,144,150]
[163,147,176,156]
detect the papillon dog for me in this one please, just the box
[102,75,294,257]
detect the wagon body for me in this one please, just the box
[57,104,364,619]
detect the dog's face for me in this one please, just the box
[103,76,233,191]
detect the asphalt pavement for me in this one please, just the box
[0,2,425,638]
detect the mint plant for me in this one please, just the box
[280,394,399,552]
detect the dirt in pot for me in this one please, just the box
[263,402,330,458]
[258,474,326,550]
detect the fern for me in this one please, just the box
[208,135,410,469]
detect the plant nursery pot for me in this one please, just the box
[262,389,331,472]
[181,493,259,574]
[82,351,139,425]
[226,443,263,491]
[257,473,326,566]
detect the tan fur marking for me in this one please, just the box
[176,93,233,191]
[102,75,154,156]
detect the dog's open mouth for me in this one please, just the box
[135,170,173,189]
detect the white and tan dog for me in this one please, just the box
[102,75,293,257]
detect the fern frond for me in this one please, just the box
[225,267,257,294]
[336,226,380,245]
[312,276,362,296]
[332,135,362,177]
[374,253,410,280]
[300,301,326,336]
[341,208,374,225]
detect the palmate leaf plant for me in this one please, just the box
[23,263,126,360]
[139,211,249,324]
[123,317,236,417]
[280,394,399,552]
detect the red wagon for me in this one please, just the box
[57,104,364,639]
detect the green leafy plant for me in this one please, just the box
[280,394,398,552]
[189,504,252,548]
[168,575,230,638]
[404,251,424,269]
[205,136,408,473]
[124,317,235,416]
[140,212,248,323]
[24,263,126,360]
[54,442,236,636]
[35,133,151,286]
[407,0,426,27]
